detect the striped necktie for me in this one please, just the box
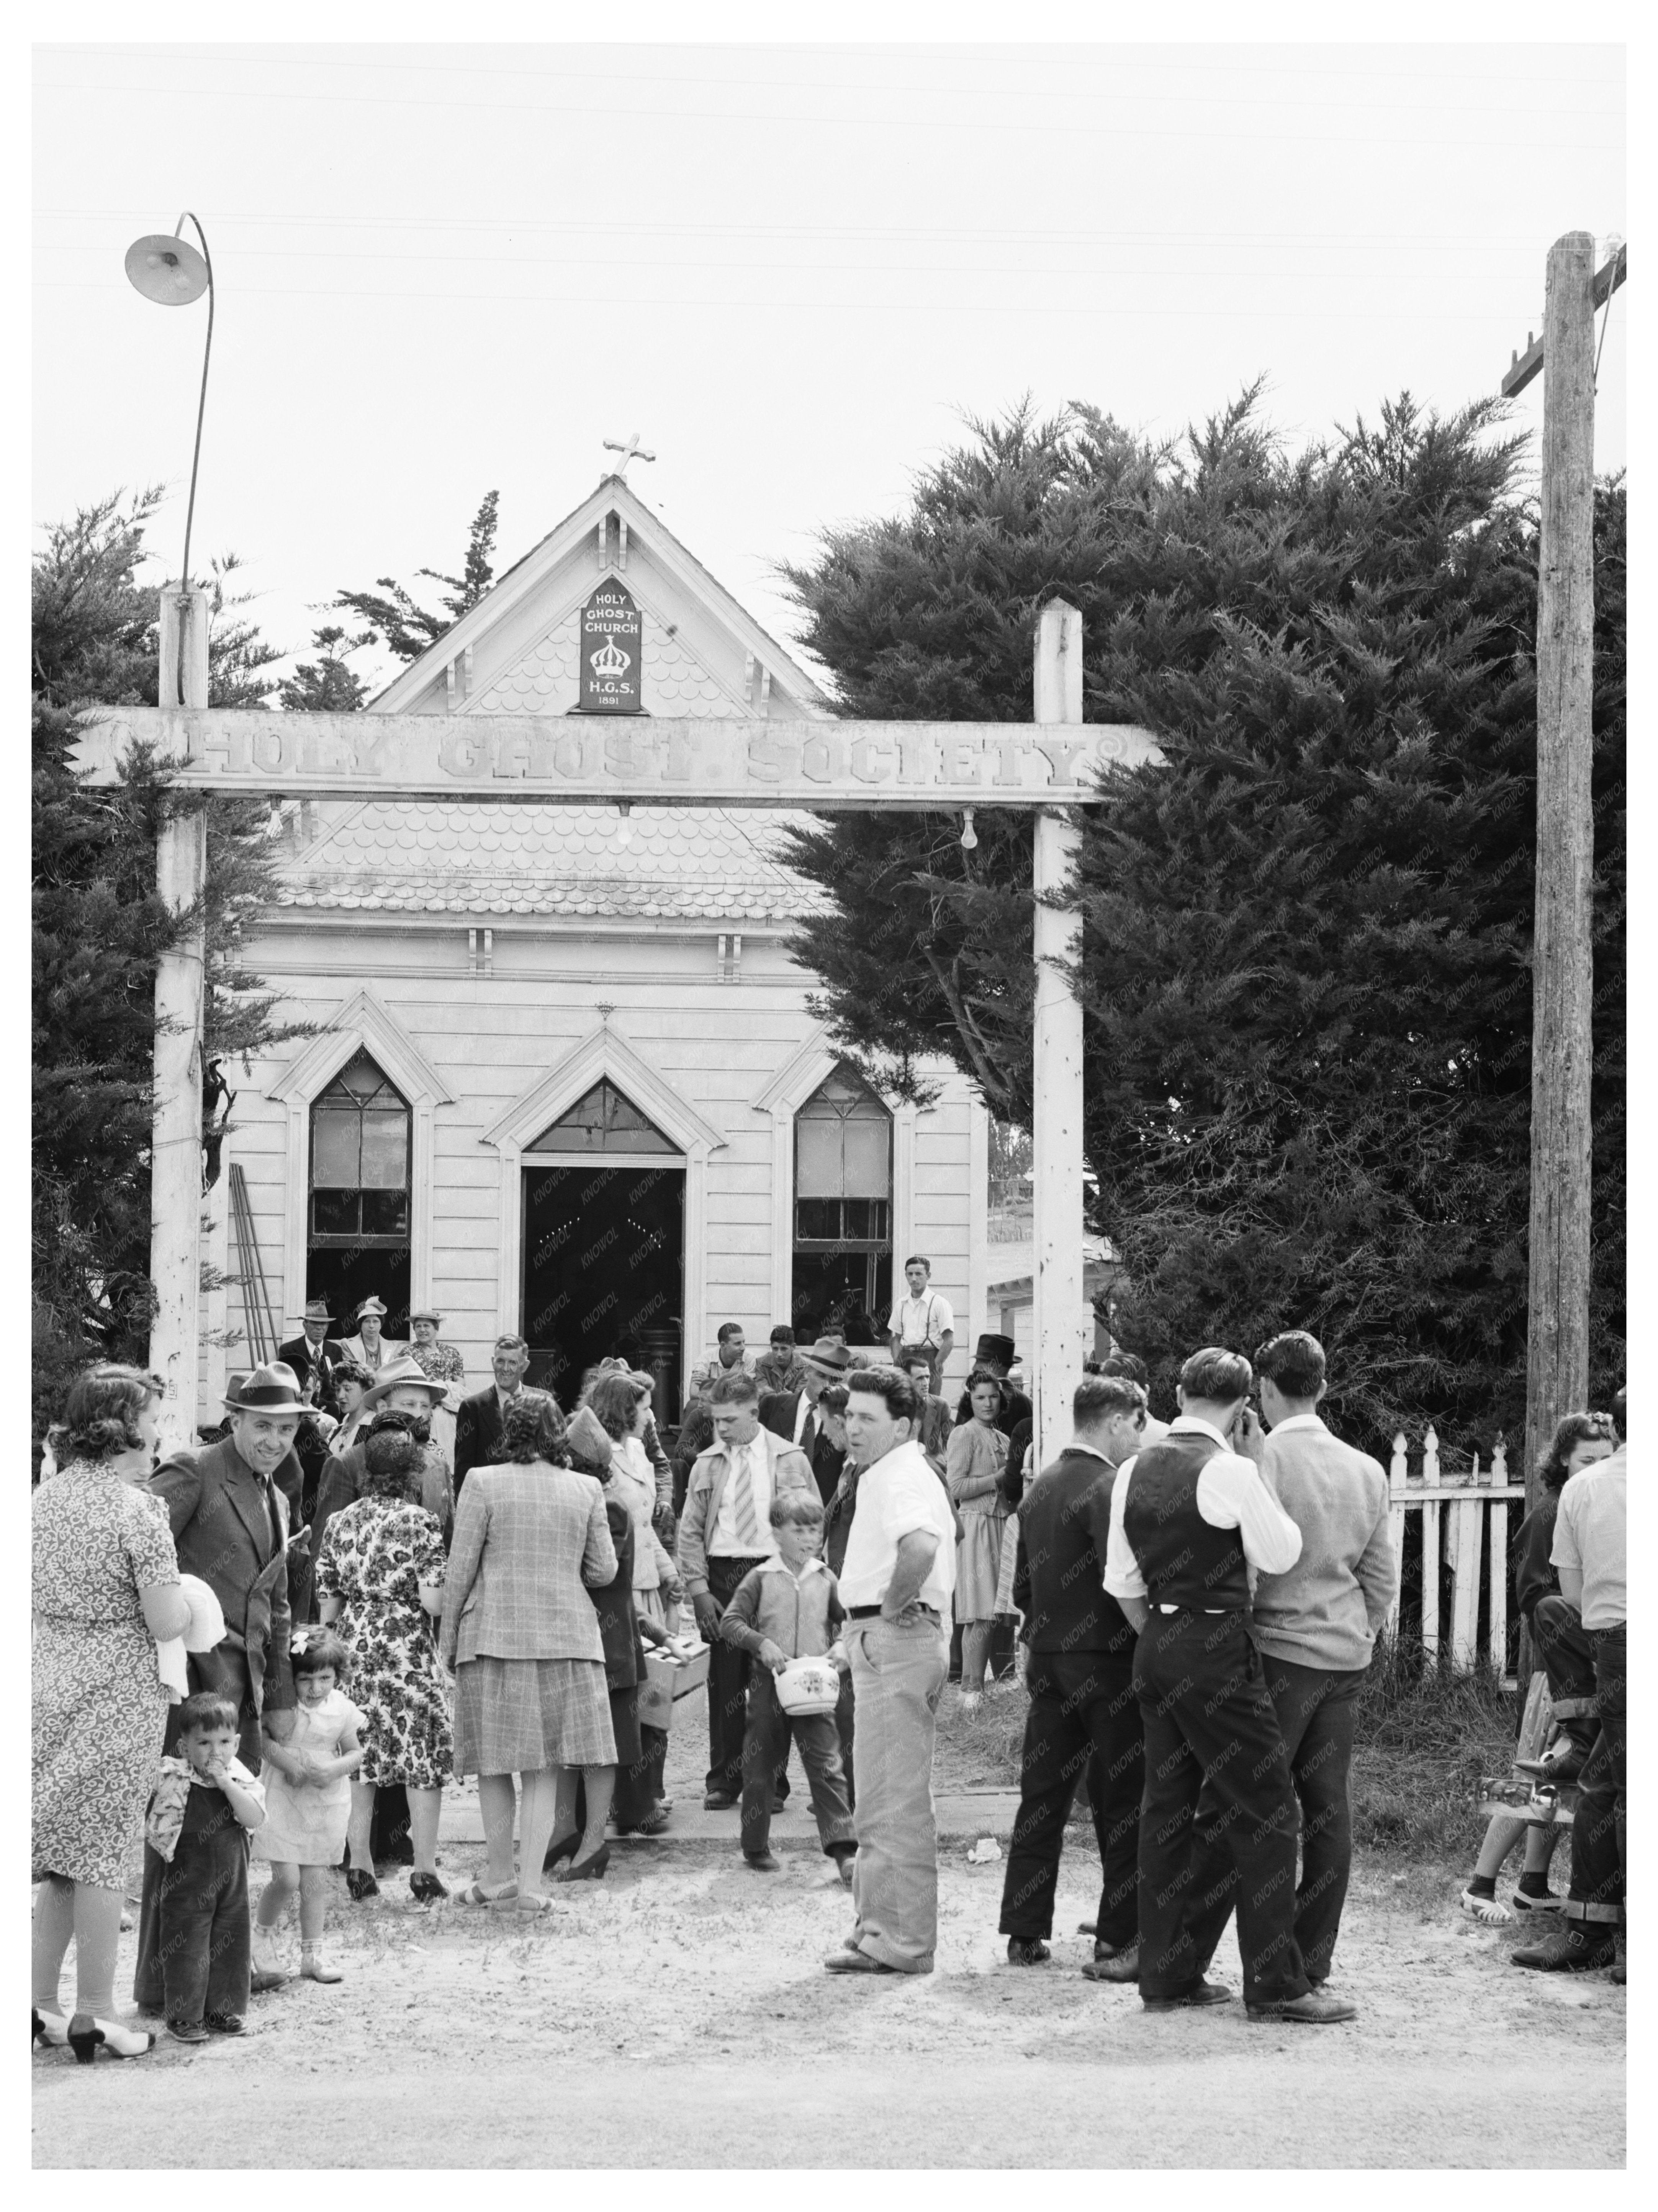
[732,1439,763,1552]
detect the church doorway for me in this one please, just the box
[517,1080,685,1412]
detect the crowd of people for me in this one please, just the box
[31,1267,1628,2061]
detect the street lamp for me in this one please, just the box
[124,214,214,593]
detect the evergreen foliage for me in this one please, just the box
[780,397,1625,1454]
[32,490,305,1445]
[335,490,499,662]
[277,624,373,712]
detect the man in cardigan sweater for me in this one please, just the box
[1248,1330,1397,1985]
[997,1373,1150,1971]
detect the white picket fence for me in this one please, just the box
[1380,1428,1524,1670]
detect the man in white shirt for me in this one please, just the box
[886,1257,955,1394]
[676,1371,814,1809]
[1103,1345,1355,2025]
[824,1365,957,1977]
[1513,1386,1627,1979]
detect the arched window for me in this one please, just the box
[792,1062,892,1341]
[309,1052,411,1242]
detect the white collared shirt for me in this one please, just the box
[1103,1415,1302,1603]
[838,1439,957,1613]
[710,1432,778,1558]
[892,1291,954,1345]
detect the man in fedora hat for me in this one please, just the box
[761,1337,854,1507]
[134,1361,305,2009]
[278,1298,347,1404]
[312,1358,455,1568]
[340,1296,403,1376]
[954,1334,1032,1441]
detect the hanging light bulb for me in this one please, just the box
[959,808,978,851]
[616,800,635,849]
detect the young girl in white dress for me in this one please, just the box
[253,1632,364,1984]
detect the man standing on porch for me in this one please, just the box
[887,1257,954,1394]
[686,1323,756,1408]
[677,1372,813,1808]
[825,1365,956,1977]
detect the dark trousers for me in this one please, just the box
[1257,1655,1365,1983]
[1563,1624,1626,1926]
[836,1666,856,1811]
[704,1553,783,1799]
[740,1668,856,1860]
[999,1650,1142,1948]
[1531,1595,1601,1753]
[135,1655,261,2008]
[149,1819,252,2026]
[1133,1609,1310,2007]
[609,1717,669,1830]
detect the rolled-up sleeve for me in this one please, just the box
[1102,1455,1148,1603]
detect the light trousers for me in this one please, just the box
[848,1614,948,1973]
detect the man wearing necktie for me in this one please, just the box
[760,1336,852,1505]
[133,1363,303,2010]
[677,1372,814,1809]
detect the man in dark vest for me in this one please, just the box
[1102,1345,1355,2024]
[998,1372,1149,1971]
[134,1362,303,2009]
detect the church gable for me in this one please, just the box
[371,474,830,725]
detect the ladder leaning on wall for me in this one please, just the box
[228,1162,278,1368]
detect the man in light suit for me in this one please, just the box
[134,1362,303,2009]
[678,1370,815,1808]
[760,1335,852,1505]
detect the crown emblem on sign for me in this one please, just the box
[590,637,631,677]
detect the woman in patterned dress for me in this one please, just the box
[32,1367,190,2060]
[316,1425,452,1904]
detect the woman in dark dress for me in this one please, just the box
[556,1408,668,1858]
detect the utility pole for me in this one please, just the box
[1503,234,1624,1507]
[151,587,210,1449]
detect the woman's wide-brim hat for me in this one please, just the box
[408,1306,442,1324]
[354,1296,389,1321]
[223,1362,308,1413]
[177,1572,227,1654]
[358,1356,449,1412]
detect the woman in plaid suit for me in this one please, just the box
[439,1395,618,1910]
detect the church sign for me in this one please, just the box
[74,711,1163,808]
[579,582,642,713]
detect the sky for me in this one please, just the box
[32,39,1627,698]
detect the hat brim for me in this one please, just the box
[360,1375,447,1409]
[223,1391,306,1414]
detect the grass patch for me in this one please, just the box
[931,1639,1516,1864]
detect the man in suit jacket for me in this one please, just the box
[278,1299,348,1404]
[998,1373,1151,1973]
[677,1371,814,1807]
[453,1334,541,1494]
[134,1362,303,2010]
[1246,1329,1396,1984]
[760,1335,853,1505]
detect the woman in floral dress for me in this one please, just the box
[32,1366,189,2059]
[316,1424,452,1903]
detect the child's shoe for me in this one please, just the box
[301,1949,343,1984]
[251,1932,290,1991]
[166,2019,210,2045]
[206,2013,246,2035]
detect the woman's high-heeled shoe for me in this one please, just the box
[67,2012,155,2063]
[345,1867,379,1902]
[556,1841,610,1883]
[542,1830,581,1873]
[32,2007,69,2050]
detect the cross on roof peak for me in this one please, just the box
[602,433,655,480]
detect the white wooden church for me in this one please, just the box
[206,474,1013,1421]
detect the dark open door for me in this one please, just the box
[520,1163,684,1411]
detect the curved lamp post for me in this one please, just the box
[124,214,214,591]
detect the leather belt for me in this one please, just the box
[848,1603,939,1620]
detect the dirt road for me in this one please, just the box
[34,1840,1624,2168]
